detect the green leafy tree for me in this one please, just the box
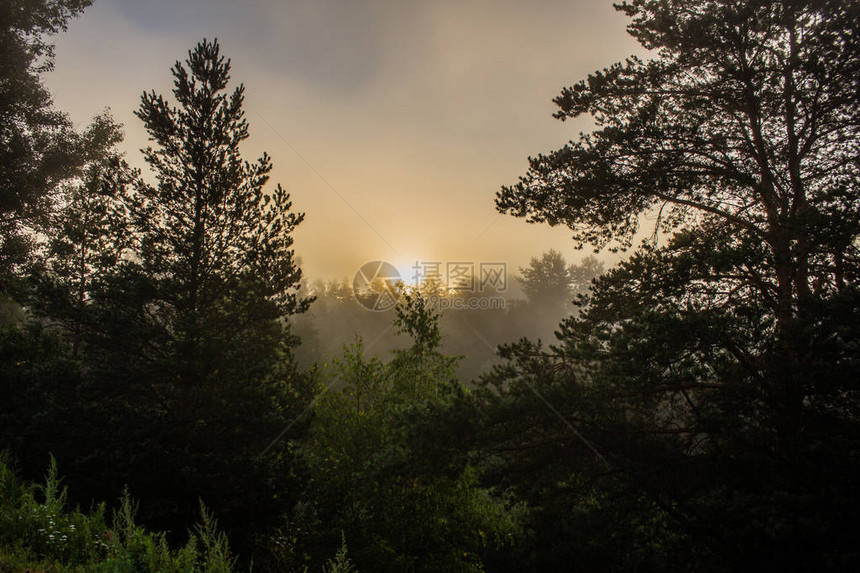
[517,250,604,309]
[0,5,126,473]
[1,114,137,493]
[510,251,604,343]
[568,254,604,294]
[0,0,92,288]
[29,111,133,356]
[516,249,575,311]
[298,289,521,572]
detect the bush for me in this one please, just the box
[0,455,236,572]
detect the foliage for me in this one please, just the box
[321,534,357,573]
[516,250,575,309]
[292,257,603,383]
[27,111,134,356]
[483,0,860,570]
[476,240,860,570]
[1,39,317,566]
[296,290,522,572]
[0,0,93,287]
[516,249,604,318]
[130,38,310,321]
[77,39,315,557]
[0,322,87,482]
[0,456,237,572]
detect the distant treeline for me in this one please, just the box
[293,250,604,382]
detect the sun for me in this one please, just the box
[392,255,431,287]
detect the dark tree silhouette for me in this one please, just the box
[0,0,93,288]
[481,1,860,570]
[497,0,859,452]
[60,39,315,556]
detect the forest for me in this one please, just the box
[1,0,858,571]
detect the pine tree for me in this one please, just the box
[78,39,314,553]
[483,1,860,569]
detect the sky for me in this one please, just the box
[46,0,643,283]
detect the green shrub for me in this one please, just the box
[0,456,237,572]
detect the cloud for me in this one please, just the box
[110,0,413,92]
